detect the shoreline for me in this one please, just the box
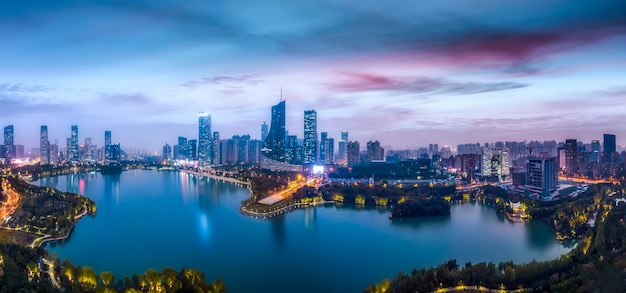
[240,200,334,218]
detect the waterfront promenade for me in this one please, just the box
[181,170,251,186]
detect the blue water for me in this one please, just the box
[35,170,571,293]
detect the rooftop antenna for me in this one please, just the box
[280,88,283,102]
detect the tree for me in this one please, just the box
[100,271,115,287]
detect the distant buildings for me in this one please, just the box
[3,125,14,159]
[366,140,385,162]
[347,141,360,166]
[70,125,79,162]
[564,139,577,176]
[163,143,172,160]
[261,122,268,142]
[177,136,188,160]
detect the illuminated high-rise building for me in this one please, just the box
[3,125,14,159]
[188,139,198,160]
[70,125,79,162]
[212,131,221,165]
[303,110,317,164]
[366,140,385,162]
[260,100,302,171]
[319,132,328,163]
[564,139,577,176]
[591,140,600,163]
[163,143,172,160]
[526,157,558,196]
[40,125,50,164]
[341,131,348,141]
[198,112,212,163]
[105,130,112,160]
[481,147,510,181]
[178,136,188,160]
[323,137,334,164]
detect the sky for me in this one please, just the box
[1,0,625,151]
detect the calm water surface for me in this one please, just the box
[35,170,571,293]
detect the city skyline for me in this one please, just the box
[1,1,625,149]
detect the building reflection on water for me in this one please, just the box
[303,207,317,229]
[104,174,120,203]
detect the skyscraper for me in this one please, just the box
[261,122,268,142]
[3,125,14,159]
[341,130,348,141]
[604,134,616,164]
[260,100,302,171]
[188,139,198,160]
[104,130,112,160]
[303,110,317,164]
[323,137,334,164]
[70,125,79,162]
[40,125,50,164]
[564,139,577,176]
[198,112,212,163]
[337,130,348,164]
[178,136,188,160]
[320,132,328,163]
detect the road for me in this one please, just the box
[0,179,20,221]
[41,257,61,289]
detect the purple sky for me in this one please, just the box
[1,0,625,151]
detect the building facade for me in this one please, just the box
[526,157,558,196]
[303,110,317,164]
[198,112,212,163]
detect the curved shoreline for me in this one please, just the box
[240,200,335,218]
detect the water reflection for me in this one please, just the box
[103,174,120,203]
[270,214,286,246]
[390,215,452,230]
[303,207,317,229]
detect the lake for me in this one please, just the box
[35,170,572,293]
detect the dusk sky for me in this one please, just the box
[1,0,625,151]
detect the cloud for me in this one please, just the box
[180,74,263,89]
[99,92,152,104]
[0,83,53,94]
[326,72,527,95]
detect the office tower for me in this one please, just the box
[481,147,510,181]
[261,122,268,142]
[84,138,92,161]
[40,125,50,164]
[110,143,121,161]
[178,136,188,160]
[341,130,348,141]
[366,140,385,162]
[188,139,198,160]
[591,140,600,163]
[212,131,221,165]
[303,110,317,164]
[70,125,79,162]
[347,141,360,166]
[320,132,328,163]
[163,143,172,160]
[564,139,577,176]
[198,112,212,163]
[323,137,334,164]
[104,130,112,160]
[3,125,14,159]
[604,134,616,164]
[526,157,558,197]
[66,138,71,160]
[260,100,301,171]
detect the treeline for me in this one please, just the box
[0,243,57,292]
[309,183,456,203]
[365,191,626,293]
[246,170,300,200]
[390,198,450,219]
[57,259,226,293]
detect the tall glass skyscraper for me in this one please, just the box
[178,136,188,160]
[40,125,50,164]
[105,130,112,160]
[3,125,14,159]
[198,112,212,163]
[303,110,317,164]
[261,100,302,171]
[70,125,79,162]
